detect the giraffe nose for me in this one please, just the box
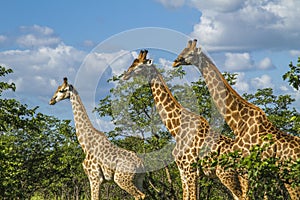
[122,71,132,80]
[173,59,182,67]
[49,98,56,105]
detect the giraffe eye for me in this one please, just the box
[59,89,67,93]
[177,57,185,62]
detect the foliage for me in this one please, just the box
[0,67,15,94]
[1,56,299,200]
[283,57,300,90]
[200,142,299,200]
[0,66,88,199]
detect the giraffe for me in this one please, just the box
[49,77,145,200]
[123,50,248,200]
[173,39,300,199]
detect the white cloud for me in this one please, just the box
[77,50,132,84]
[251,75,274,89]
[16,34,60,48]
[223,53,275,71]
[49,79,58,88]
[16,25,60,48]
[95,118,114,132]
[155,0,185,8]
[109,51,134,76]
[0,44,86,95]
[257,57,275,70]
[20,25,55,35]
[190,0,244,13]
[224,52,253,71]
[157,0,244,12]
[279,85,289,92]
[233,72,249,93]
[289,50,300,57]
[191,16,224,49]
[187,0,300,51]
[158,57,173,70]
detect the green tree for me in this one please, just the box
[283,57,300,90]
[0,66,88,199]
[213,145,291,200]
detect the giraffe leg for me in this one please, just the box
[82,158,103,200]
[176,159,198,200]
[284,183,300,200]
[178,169,189,200]
[185,169,198,200]
[238,174,249,200]
[216,166,244,200]
[180,168,197,200]
[114,171,145,200]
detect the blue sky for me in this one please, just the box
[1,0,300,131]
[0,0,198,49]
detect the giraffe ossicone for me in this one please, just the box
[49,77,146,200]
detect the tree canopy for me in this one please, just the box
[0,56,299,199]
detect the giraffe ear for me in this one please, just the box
[69,84,74,91]
[146,59,153,65]
[196,47,202,54]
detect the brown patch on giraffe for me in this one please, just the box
[247,110,254,118]
[231,111,239,123]
[238,138,244,147]
[156,89,161,96]
[160,93,166,102]
[244,143,250,150]
[174,118,180,126]
[228,98,238,111]
[171,119,178,126]
[247,118,255,126]
[251,135,258,144]
[244,133,251,144]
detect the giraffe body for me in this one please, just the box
[50,78,145,200]
[123,50,247,200]
[173,40,300,199]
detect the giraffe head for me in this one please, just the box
[123,50,153,80]
[49,77,74,105]
[173,39,201,67]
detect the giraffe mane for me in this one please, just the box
[201,52,263,112]
[152,66,185,111]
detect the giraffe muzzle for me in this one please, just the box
[173,57,187,67]
[49,98,57,105]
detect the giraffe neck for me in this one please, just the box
[69,89,106,149]
[195,52,273,136]
[148,66,182,137]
